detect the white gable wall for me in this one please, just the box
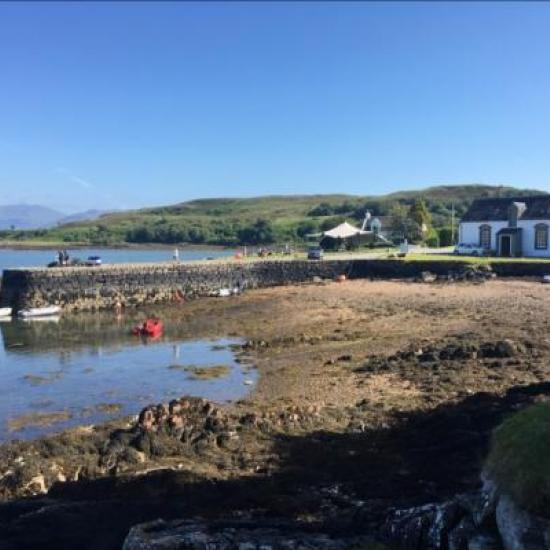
[519,219,550,257]
[459,220,550,257]
[459,221,508,250]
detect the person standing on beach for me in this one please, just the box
[173,247,179,262]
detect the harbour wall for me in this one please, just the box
[1,258,550,312]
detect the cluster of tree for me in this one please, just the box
[309,199,428,220]
[307,197,465,230]
[306,196,463,246]
[387,199,435,244]
[125,218,278,246]
[306,197,448,246]
[0,228,49,240]
[307,201,358,217]
[386,201,459,246]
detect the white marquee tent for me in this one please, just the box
[322,222,369,239]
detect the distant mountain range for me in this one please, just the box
[0,204,110,230]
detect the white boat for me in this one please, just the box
[0,307,12,317]
[17,305,61,318]
[216,287,241,297]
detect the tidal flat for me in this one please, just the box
[1,279,550,548]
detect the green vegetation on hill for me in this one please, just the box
[0,185,544,246]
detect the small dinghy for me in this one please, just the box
[216,287,241,297]
[132,318,164,338]
[0,307,12,317]
[18,305,61,318]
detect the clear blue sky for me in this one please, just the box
[1,2,550,213]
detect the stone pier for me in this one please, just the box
[1,258,549,312]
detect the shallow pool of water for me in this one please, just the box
[0,314,256,441]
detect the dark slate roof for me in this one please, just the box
[461,196,550,222]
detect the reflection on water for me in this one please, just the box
[0,311,256,441]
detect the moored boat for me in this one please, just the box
[0,307,12,317]
[18,305,62,318]
[132,318,164,337]
[214,287,241,297]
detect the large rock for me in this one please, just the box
[495,494,550,549]
[382,500,466,548]
[479,339,519,359]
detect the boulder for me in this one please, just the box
[420,271,438,283]
[479,340,518,359]
[382,500,466,548]
[495,340,518,358]
[496,494,550,550]
[467,533,503,549]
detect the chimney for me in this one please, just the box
[361,211,371,231]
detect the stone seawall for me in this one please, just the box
[0,260,353,312]
[2,258,550,312]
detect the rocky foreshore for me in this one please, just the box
[1,377,549,548]
[2,279,550,548]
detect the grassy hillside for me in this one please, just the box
[1,185,544,246]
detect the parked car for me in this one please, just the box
[453,243,486,256]
[85,255,102,266]
[307,246,324,260]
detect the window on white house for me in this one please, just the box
[479,225,491,249]
[535,224,548,250]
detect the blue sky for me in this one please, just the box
[1,2,550,213]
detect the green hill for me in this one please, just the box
[1,184,545,246]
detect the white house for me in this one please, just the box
[459,196,550,257]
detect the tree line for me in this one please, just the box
[0,197,458,247]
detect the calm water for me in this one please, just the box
[0,247,234,274]
[0,310,256,441]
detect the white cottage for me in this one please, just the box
[459,196,550,257]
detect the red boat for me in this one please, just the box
[132,318,164,337]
